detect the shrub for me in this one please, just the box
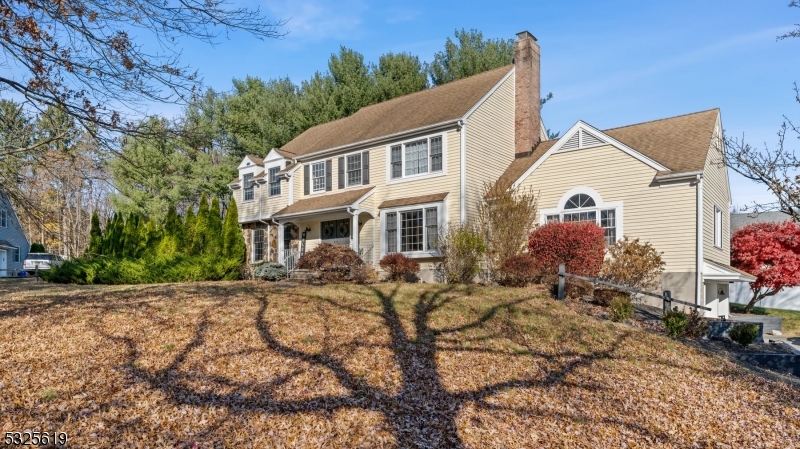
[593,288,630,306]
[728,323,760,347]
[435,222,487,284]
[662,308,688,337]
[296,243,363,283]
[683,309,709,338]
[477,181,539,279]
[351,264,378,284]
[528,222,605,296]
[41,254,242,284]
[498,254,538,287]
[609,296,634,322]
[30,242,46,253]
[601,237,665,300]
[253,262,288,281]
[379,253,420,282]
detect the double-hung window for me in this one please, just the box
[268,167,281,196]
[390,135,444,180]
[0,209,6,227]
[384,205,440,255]
[253,228,264,262]
[13,247,19,263]
[312,162,326,193]
[243,174,254,202]
[347,153,362,186]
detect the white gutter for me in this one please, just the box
[695,174,704,306]
[295,119,461,161]
[653,170,704,183]
[459,119,467,224]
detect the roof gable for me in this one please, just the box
[281,65,514,158]
[500,109,720,188]
[237,154,264,169]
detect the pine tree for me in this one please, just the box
[205,196,223,255]
[222,198,245,262]
[87,212,103,256]
[191,194,209,255]
[183,207,196,256]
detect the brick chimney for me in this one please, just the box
[514,31,541,159]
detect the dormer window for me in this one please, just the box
[389,134,444,181]
[269,167,281,196]
[243,173,255,201]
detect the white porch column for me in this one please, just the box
[352,213,359,252]
[277,222,285,261]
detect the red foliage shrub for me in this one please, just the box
[379,253,420,282]
[732,221,800,312]
[528,221,605,281]
[296,243,363,282]
[499,254,538,287]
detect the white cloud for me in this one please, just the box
[265,0,369,41]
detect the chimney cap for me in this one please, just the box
[516,31,537,42]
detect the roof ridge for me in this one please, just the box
[602,108,719,133]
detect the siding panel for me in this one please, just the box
[702,120,730,265]
[516,144,698,272]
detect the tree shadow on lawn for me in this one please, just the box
[92,284,682,448]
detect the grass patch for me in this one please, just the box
[732,302,800,335]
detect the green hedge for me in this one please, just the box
[41,254,241,284]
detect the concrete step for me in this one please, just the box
[289,269,319,281]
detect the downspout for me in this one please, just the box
[459,119,467,224]
[696,174,704,307]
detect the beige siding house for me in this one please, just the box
[230,30,752,316]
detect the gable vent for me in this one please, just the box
[561,132,580,151]
[557,128,608,152]
[581,130,605,147]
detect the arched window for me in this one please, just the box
[543,190,620,245]
[564,194,595,209]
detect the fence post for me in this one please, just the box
[557,263,565,301]
[663,290,672,314]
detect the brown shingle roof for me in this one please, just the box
[228,176,240,185]
[378,193,449,209]
[274,187,374,217]
[281,65,514,157]
[246,154,264,166]
[498,109,719,186]
[277,163,296,175]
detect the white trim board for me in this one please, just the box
[511,121,669,189]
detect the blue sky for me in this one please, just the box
[164,1,800,208]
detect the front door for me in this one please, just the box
[321,219,351,246]
[0,249,6,277]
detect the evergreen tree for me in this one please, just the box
[428,29,515,86]
[141,217,162,257]
[374,52,428,102]
[159,204,182,255]
[122,213,139,258]
[87,212,103,256]
[205,196,224,255]
[191,194,209,255]
[183,207,196,255]
[222,198,245,261]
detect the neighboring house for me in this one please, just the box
[0,191,30,276]
[230,30,753,316]
[729,211,800,311]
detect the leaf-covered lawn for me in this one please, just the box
[0,281,798,448]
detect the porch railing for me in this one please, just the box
[282,249,301,275]
[358,245,374,265]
